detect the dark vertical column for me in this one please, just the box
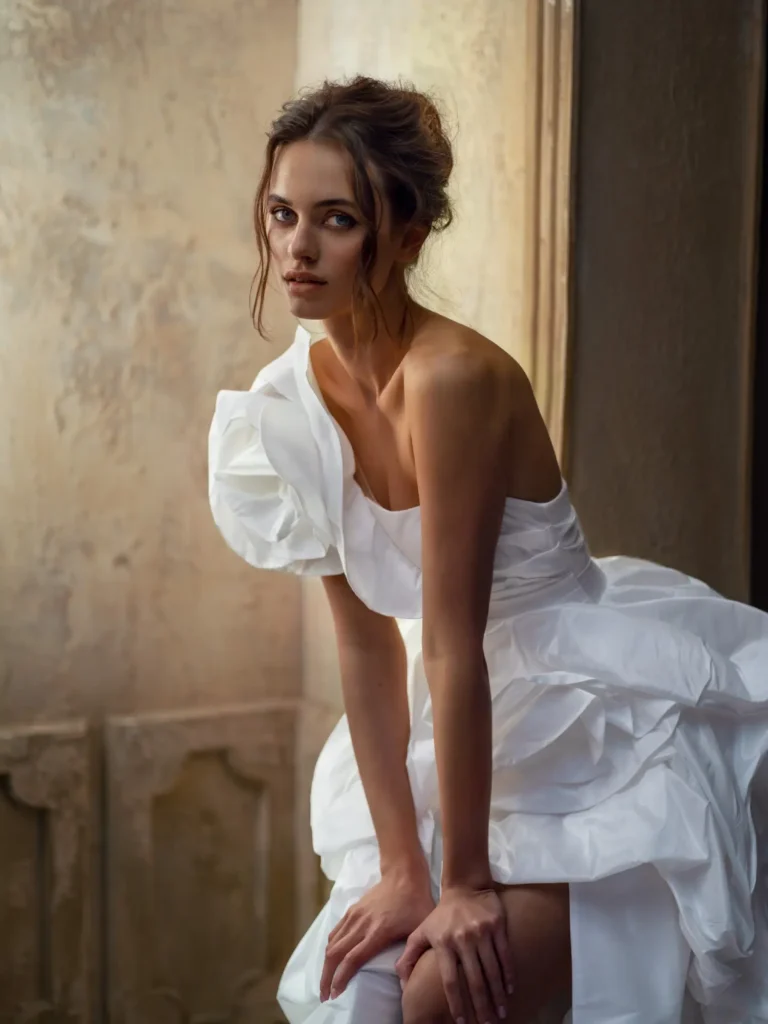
[751,19,768,611]
[566,0,763,600]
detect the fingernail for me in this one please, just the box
[457,1019,465,1024]
[507,983,514,994]
[499,1009,507,1020]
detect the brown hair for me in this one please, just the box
[251,75,454,339]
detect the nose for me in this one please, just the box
[288,219,319,264]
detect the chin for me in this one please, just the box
[287,297,322,319]
[286,294,338,320]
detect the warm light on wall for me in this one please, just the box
[523,0,578,463]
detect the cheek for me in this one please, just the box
[327,233,365,277]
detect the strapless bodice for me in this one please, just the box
[361,482,605,621]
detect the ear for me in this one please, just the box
[396,222,430,265]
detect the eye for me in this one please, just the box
[327,211,357,230]
[269,206,295,224]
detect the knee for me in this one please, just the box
[401,991,452,1024]
[400,953,452,1024]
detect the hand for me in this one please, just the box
[395,885,514,1023]
[320,866,435,1001]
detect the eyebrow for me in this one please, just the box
[267,193,357,209]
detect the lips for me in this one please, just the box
[284,272,326,284]
[285,273,327,298]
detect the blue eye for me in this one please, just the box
[328,212,357,229]
[271,207,294,223]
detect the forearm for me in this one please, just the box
[425,650,493,890]
[338,633,428,879]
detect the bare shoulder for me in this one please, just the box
[403,313,561,504]
[404,314,531,414]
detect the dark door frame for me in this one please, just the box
[751,14,768,611]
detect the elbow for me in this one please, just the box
[421,604,488,677]
[421,632,486,678]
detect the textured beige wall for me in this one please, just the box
[0,0,301,726]
[295,0,531,710]
[567,0,762,599]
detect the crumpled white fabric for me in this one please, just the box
[209,349,343,575]
[209,326,768,1024]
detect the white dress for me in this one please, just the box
[208,325,768,1024]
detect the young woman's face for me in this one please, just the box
[267,139,404,321]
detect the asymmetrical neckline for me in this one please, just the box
[298,324,567,517]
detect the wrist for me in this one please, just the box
[440,862,494,893]
[380,850,431,887]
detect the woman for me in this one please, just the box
[209,77,768,1024]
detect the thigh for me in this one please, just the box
[401,883,571,1024]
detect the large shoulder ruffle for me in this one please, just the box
[208,339,344,576]
[208,327,423,613]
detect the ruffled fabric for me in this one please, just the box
[209,404,339,575]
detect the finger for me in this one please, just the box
[477,932,508,1018]
[327,909,355,946]
[395,929,430,983]
[320,946,342,1003]
[320,923,365,1001]
[492,918,515,997]
[456,940,495,1024]
[435,944,466,1023]
[329,932,385,997]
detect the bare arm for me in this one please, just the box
[318,573,435,1000]
[322,572,428,880]
[409,349,512,890]
[393,347,516,1020]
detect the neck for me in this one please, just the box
[321,276,423,401]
